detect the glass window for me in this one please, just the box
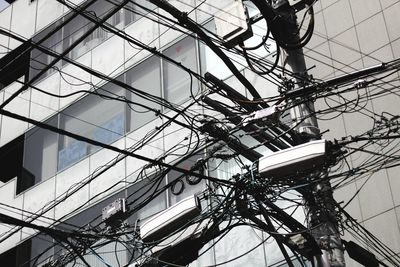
[63,0,130,60]
[29,0,139,81]
[30,20,63,79]
[126,56,161,132]
[29,235,54,267]
[85,1,115,47]
[58,83,126,171]
[162,37,199,104]
[129,0,157,21]
[0,135,24,184]
[63,13,93,60]
[124,2,136,26]
[23,116,58,184]
[124,0,157,26]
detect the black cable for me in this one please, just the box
[242,43,280,75]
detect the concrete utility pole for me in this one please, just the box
[275,1,346,266]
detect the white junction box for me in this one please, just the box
[259,139,327,178]
[102,198,127,223]
[214,1,253,48]
[140,195,201,242]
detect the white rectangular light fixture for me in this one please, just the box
[259,139,327,179]
[151,218,211,254]
[129,219,212,267]
[140,195,201,242]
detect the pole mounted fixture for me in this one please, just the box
[214,0,253,48]
[273,0,345,266]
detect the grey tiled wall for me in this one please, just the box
[304,0,400,265]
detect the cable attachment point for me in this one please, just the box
[353,79,368,89]
[102,198,128,228]
[279,77,295,94]
[242,105,281,126]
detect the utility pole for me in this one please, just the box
[275,1,346,266]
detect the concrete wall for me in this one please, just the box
[307,1,400,265]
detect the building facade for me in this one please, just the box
[0,0,399,266]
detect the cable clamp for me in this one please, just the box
[354,79,368,89]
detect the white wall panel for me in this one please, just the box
[314,93,347,141]
[0,224,21,254]
[54,158,90,221]
[159,0,195,48]
[159,24,186,50]
[89,138,126,202]
[364,209,400,254]
[59,53,91,109]
[35,0,64,33]
[214,224,266,266]
[0,78,30,146]
[244,68,279,99]
[356,171,394,220]
[369,79,400,117]
[21,177,56,239]
[30,71,60,122]
[0,179,23,254]
[9,0,37,49]
[188,242,215,267]
[224,73,247,98]
[322,0,353,38]
[163,109,196,164]
[195,0,234,25]
[91,36,124,85]
[334,182,363,222]
[0,5,11,59]
[275,191,307,225]
[387,167,400,207]
[327,28,363,77]
[125,118,164,182]
[124,15,160,70]
[55,158,89,219]
[204,73,246,109]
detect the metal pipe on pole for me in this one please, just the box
[276,1,345,266]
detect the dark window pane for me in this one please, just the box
[1,41,30,87]
[30,21,63,80]
[58,82,126,171]
[23,116,58,185]
[0,134,24,184]
[30,234,54,267]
